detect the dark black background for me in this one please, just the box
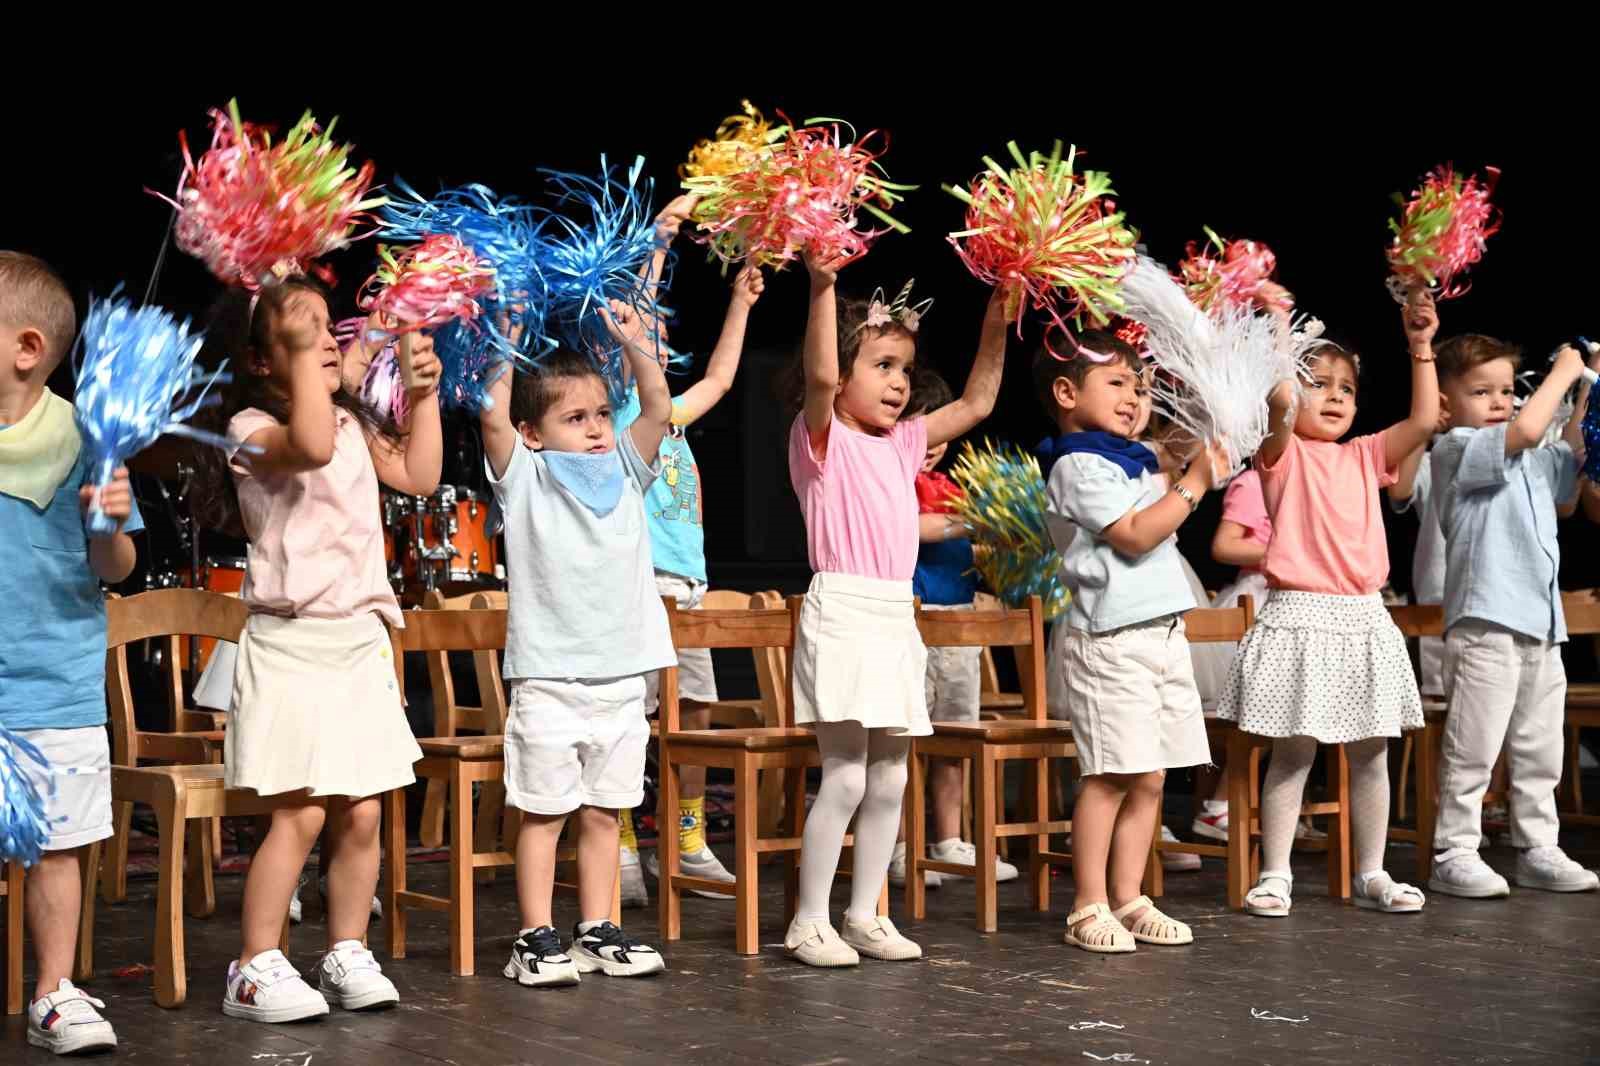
[7,79,1596,601]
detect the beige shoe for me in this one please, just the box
[840,914,923,961]
[784,918,860,968]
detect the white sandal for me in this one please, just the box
[1063,902,1136,953]
[1353,871,1425,913]
[1244,872,1293,918]
[1112,895,1193,945]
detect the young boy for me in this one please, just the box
[1,251,141,1054]
[1038,330,1225,953]
[888,368,1019,889]
[1428,334,1600,898]
[480,302,672,985]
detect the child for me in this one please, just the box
[1,251,140,1054]
[888,368,1019,888]
[1217,291,1441,917]
[1038,331,1226,952]
[481,301,672,986]
[1427,333,1599,897]
[782,253,1010,966]
[1387,411,1450,699]
[614,197,765,904]
[192,277,442,1022]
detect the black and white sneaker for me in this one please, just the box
[569,921,666,978]
[503,926,580,988]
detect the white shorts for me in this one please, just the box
[14,726,113,851]
[643,572,718,712]
[923,603,981,724]
[504,675,650,815]
[1058,617,1211,776]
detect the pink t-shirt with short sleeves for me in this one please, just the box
[229,407,401,626]
[1258,431,1397,596]
[788,411,926,582]
[1221,469,1272,574]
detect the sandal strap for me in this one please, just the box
[1110,895,1154,922]
[1066,902,1113,926]
[1247,875,1293,905]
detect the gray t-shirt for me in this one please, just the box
[487,433,676,680]
[1387,449,1446,604]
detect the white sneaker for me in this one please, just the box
[503,926,580,988]
[929,837,1019,882]
[1429,848,1511,898]
[223,950,330,1023]
[644,845,737,898]
[570,921,666,977]
[840,914,922,961]
[1191,803,1229,842]
[1159,826,1201,871]
[28,979,117,1054]
[1516,846,1600,892]
[620,847,649,908]
[288,884,303,925]
[784,917,859,968]
[319,940,399,1010]
[888,841,943,888]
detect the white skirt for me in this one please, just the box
[793,572,931,736]
[225,613,422,798]
[1216,590,1422,743]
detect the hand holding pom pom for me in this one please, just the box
[1403,288,1440,357]
[731,265,765,310]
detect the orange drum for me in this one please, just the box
[176,557,246,669]
[423,486,499,585]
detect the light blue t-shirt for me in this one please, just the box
[614,385,707,583]
[1,450,144,730]
[1045,450,1196,634]
[1432,423,1576,643]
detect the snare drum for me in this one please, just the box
[422,486,499,585]
[381,491,414,589]
[176,557,246,669]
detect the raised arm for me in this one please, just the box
[369,332,443,495]
[1383,289,1441,468]
[800,251,849,452]
[1512,345,1585,458]
[605,301,672,460]
[924,285,1011,448]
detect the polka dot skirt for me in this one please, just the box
[1215,590,1422,743]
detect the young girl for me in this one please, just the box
[194,278,443,1021]
[783,253,1010,966]
[1216,291,1440,916]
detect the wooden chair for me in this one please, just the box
[656,592,885,955]
[383,605,618,978]
[1145,598,1256,899]
[2,861,19,1014]
[103,589,298,1008]
[906,596,1075,933]
[700,590,775,729]
[1385,605,1448,882]
[1561,590,1600,827]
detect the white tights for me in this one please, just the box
[1259,735,1391,878]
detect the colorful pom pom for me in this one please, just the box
[679,100,788,181]
[1387,165,1501,301]
[1178,228,1293,316]
[73,290,240,535]
[0,725,53,866]
[946,141,1136,337]
[948,440,1069,620]
[684,116,913,271]
[359,235,497,333]
[153,100,386,288]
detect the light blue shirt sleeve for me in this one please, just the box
[1454,424,1512,495]
[1533,440,1578,504]
[1059,454,1144,535]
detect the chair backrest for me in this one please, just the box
[419,589,510,735]
[660,592,797,732]
[916,596,1046,722]
[1561,588,1600,637]
[1387,603,1445,638]
[1182,595,1256,643]
[749,590,789,727]
[700,589,754,612]
[104,589,250,767]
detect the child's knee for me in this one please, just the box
[341,798,381,839]
[277,803,326,840]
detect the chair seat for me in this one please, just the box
[1567,683,1600,710]
[665,726,815,751]
[932,720,1075,743]
[417,736,505,759]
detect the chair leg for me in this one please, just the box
[1225,731,1251,910]
[734,755,760,956]
[658,749,683,944]
[184,817,215,919]
[784,767,807,926]
[154,783,190,1008]
[974,749,999,934]
[420,779,447,850]
[383,786,407,959]
[448,763,475,976]
[1143,805,1164,899]
[74,842,99,983]
[475,781,506,884]
[1416,724,1439,884]
[1029,757,1050,914]
[758,766,785,854]
[1397,734,1413,822]
[5,861,24,1016]
[906,750,927,921]
[1328,744,1352,900]
[1569,723,1585,815]
[101,800,132,904]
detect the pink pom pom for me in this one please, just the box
[1387,165,1501,300]
[1178,229,1293,316]
[358,235,497,332]
[153,100,385,289]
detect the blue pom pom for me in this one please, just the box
[72,289,234,535]
[0,725,54,866]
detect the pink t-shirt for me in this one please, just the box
[788,411,926,582]
[1258,431,1397,596]
[229,407,401,626]
[1221,470,1272,574]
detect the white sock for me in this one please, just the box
[576,919,608,935]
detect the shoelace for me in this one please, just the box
[520,928,566,960]
[580,922,644,953]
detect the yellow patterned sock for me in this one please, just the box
[678,796,706,854]
[618,808,638,854]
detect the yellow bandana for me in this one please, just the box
[0,389,82,508]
